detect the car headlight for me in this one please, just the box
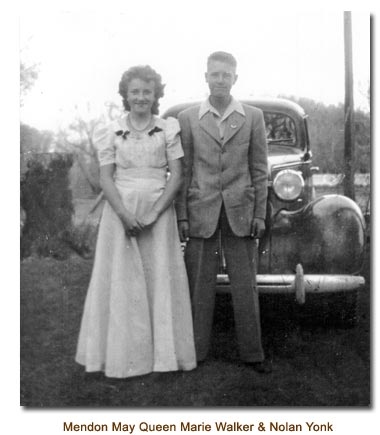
[273,169,304,201]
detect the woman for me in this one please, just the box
[75,65,196,378]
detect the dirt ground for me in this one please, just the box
[20,242,370,407]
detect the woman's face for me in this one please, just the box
[126,78,156,115]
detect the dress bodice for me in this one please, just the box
[94,115,183,170]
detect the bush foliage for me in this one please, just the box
[283,96,370,173]
[20,154,75,259]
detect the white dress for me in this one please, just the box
[75,115,196,378]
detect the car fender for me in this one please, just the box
[265,194,365,274]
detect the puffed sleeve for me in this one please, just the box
[93,123,116,166]
[164,117,184,161]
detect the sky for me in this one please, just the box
[19,7,370,132]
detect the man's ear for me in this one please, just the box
[204,72,208,83]
[233,74,238,84]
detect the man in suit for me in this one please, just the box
[176,51,271,373]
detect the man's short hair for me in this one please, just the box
[207,51,237,68]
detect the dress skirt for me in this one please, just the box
[75,168,196,378]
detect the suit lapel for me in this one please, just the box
[199,112,222,145]
[223,112,245,145]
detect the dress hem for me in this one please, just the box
[75,359,197,379]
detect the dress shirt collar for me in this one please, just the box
[199,97,245,120]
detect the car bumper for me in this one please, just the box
[217,264,365,304]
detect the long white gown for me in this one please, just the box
[75,115,196,378]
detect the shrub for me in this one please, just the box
[21,153,75,259]
[63,222,98,259]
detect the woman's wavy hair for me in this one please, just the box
[118,65,165,114]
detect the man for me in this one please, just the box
[176,51,271,373]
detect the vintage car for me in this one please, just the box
[162,98,366,326]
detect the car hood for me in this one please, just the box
[268,146,305,173]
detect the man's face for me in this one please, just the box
[205,60,237,99]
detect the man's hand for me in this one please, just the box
[251,218,266,239]
[178,221,190,243]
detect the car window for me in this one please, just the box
[264,112,297,146]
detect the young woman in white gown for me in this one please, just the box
[75,65,196,378]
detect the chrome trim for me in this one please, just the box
[271,160,311,172]
[217,270,365,304]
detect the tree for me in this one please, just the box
[20,62,39,106]
[281,96,370,174]
[55,102,122,195]
[20,61,53,179]
[20,124,53,153]
[20,124,55,179]
[354,109,370,173]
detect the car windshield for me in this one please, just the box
[264,112,297,146]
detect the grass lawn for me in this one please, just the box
[20,242,370,407]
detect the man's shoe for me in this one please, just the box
[247,360,272,374]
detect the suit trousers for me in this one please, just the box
[184,206,265,363]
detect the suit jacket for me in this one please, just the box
[176,102,268,238]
